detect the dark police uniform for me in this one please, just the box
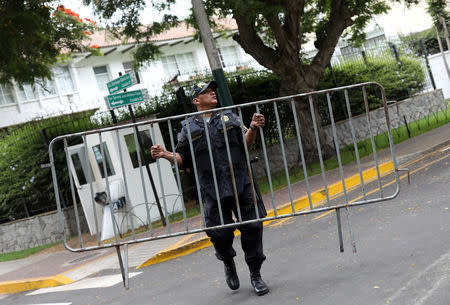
[176,109,266,265]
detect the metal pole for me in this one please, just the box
[439,16,450,54]
[191,0,233,106]
[420,38,437,90]
[118,72,166,226]
[435,25,450,79]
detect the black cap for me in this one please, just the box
[189,80,217,103]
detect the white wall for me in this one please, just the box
[429,50,450,99]
[1,35,261,128]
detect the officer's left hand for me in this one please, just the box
[250,113,265,129]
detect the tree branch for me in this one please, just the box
[232,14,279,72]
[308,0,354,82]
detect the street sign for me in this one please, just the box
[107,71,138,94]
[105,89,149,109]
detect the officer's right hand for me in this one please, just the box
[151,144,165,159]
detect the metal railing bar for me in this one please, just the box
[48,82,387,144]
[255,104,277,217]
[114,130,136,239]
[99,132,119,242]
[237,107,260,219]
[150,124,171,234]
[83,135,101,245]
[202,113,225,225]
[290,99,313,210]
[220,110,242,222]
[273,102,295,214]
[167,119,188,232]
[344,89,367,200]
[131,127,153,236]
[63,184,401,253]
[185,118,206,228]
[64,138,84,248]
[362,86,384,198]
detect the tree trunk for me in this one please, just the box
[279,76,335,164]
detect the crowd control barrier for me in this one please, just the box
[49,82,407,288]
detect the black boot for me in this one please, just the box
[224,259,240,290]
[249,264,269,296]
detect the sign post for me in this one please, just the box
[105,72,167,227]
[105,89,150,109]
[107,71,139,94]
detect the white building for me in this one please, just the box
[0,19,260,128]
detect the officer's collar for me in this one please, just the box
[192,109,232,123]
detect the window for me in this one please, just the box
[123,61,140,82]
[54,66,75,94]
[161,52,197,78]
[340,45,360,57]
[92,143,115,178]
[16,84,36,102]
[219,46,241,68]
[123,61,133,74]
[364,35,386,50]
[71,152,94,185]
[93,65,110,92]
[0,84,15,105]
[124,130,155,168]
[37,78,56,98]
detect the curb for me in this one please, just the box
[0,275,73,294]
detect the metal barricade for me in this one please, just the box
[49,82,404,288]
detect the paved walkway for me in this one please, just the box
[0,122,449,294]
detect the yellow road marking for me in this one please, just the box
[0,274,73,294]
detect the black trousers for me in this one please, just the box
[203,184,266,266]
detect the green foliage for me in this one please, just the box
[0,110,101,223]
[426,0,450,32]
[0,1,99,85]
[400,28,448,56]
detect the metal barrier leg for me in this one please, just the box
[116,245,129,289]
[336,208,344,253]
[345,207,357,253]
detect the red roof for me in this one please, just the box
[89,19,238,48]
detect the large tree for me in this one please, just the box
[0,0,98,85]
[84,0,420,160]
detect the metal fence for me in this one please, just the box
[49,82,402,288]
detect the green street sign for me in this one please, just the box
[107,71,138,94]
[105,89,149,109]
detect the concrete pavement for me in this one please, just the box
[0,122,449,295]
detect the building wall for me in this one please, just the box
[0,206,89,254]
[429,50,450,99]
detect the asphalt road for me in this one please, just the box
[3,146,449,305]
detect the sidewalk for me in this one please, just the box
[1,123,449,294]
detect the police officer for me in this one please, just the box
[151,80,269,296]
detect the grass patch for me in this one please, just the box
[0,241,61,262]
